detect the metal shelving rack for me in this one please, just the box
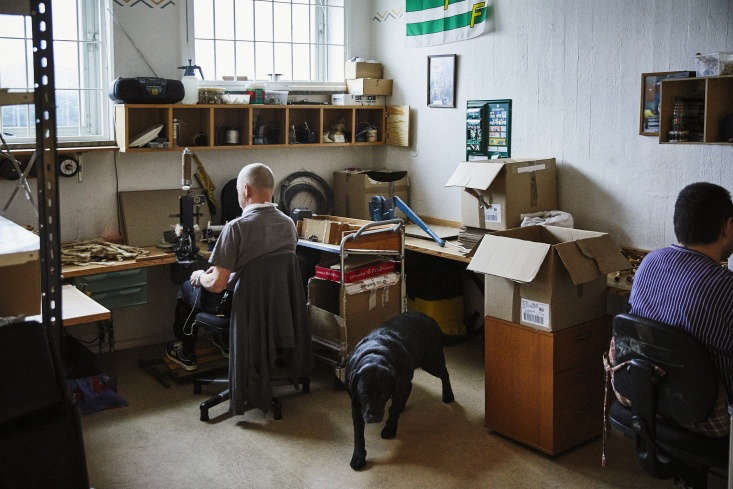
[0,1,63,344]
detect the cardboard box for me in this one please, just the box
[468,225,629,331]
[308,275,401,356]
[445,158,557,230]
[0,259,40,316]
[0,216,40,316]
[345,61,384,79]
[347,78,393,96]
[333,169,409,220]
[331,94,386,106]
[299,218,359,245]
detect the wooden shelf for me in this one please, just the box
[5,145,118,156]
[114,104,408,151]
[659,75,733,144]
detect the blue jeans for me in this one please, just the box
[173,281,224,355]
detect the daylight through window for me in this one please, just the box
[193,0,345,83]
[0,0,110,142]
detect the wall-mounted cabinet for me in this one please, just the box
[114,104,409,152]
[659,75,733,145]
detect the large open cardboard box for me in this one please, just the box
[468,225,629,331]
[445,158,557,230]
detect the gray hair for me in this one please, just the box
[236,163,275,194]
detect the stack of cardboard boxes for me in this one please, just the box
[445,157,630,454]
[331,60,393,106]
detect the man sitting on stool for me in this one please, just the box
[166,162,297,371]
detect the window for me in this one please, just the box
[191,0,345,83]
[0,0,111,143]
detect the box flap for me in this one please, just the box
[468,234,551,283]
[444,162,504,190]
[554,234,631,285]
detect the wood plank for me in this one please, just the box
[0,0,30,14]
[405,237,470,263]
[119,188,212,247]
[0,89,33,106]
[62,246,176,278]
[405,224,460,240]
[421,216,462,228]
[386,105,409,147]
[6,145,118,156]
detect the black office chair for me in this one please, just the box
[608,314,732,489]
[193,251,311,422]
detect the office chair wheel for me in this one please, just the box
[301,378,310,394]
[272,399,282,420]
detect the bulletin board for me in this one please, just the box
[466,99,512,160]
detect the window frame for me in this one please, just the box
[0,0,115,146]
[181,0,350,89]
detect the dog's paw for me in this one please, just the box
[381,424,397,439]
[350,452,367,470]
[442,391,455,403]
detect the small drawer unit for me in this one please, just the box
[484,315,610,455]
[74,269,149,309]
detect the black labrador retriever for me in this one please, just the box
[345,312,455,470]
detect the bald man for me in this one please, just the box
[166,163,297,371]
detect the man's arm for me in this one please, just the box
[191,266,231,294]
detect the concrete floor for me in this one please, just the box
[82,338,685,489]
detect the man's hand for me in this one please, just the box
[190,269,204,287]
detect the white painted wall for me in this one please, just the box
[1,0,376,349]
[371,0,733,250]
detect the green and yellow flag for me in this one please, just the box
[405,0,492,47]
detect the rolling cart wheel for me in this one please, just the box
[200,403,210,422]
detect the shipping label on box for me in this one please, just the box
[470,225,630,331]
[520,298,550,330]
[484,204,502,224]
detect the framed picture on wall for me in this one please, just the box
[427,54,457,108]
[639,71,695,136]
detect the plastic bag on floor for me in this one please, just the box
[520,210,574,228]
[66,374,128,415]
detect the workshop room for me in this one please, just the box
[1,0,733,488]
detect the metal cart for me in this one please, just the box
[299,219,406,381]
